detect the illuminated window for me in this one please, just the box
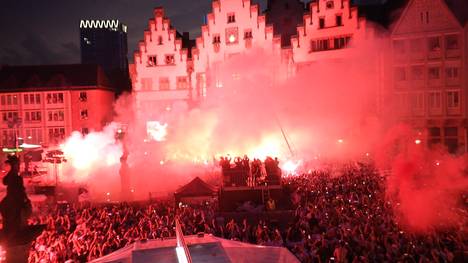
[428,67,440,79]
[225,27,239,45]
[147,55,157,67]
[79,92,88,102]
[445,35,459,50]
[447,91,459,108]
[165,54,175,65]
[159,77,170,90]
[80,109,88,120]
[428,37,441,51]
[227,13,236,23]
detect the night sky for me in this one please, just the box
[0,0,272,65]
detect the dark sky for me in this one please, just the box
[0,0,270,65]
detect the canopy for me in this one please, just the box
[91,234,299,263]
[174,177,217,198]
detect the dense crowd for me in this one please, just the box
[24,163,468,262]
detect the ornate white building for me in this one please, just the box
[291,0,367,66]
[132,8,193,120]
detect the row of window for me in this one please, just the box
[397,91,460,110]
[1,92,88,106]
[394,65,460,82]
[1,126,91,146]
[394,35,459,54]
[211,28,253,45]
[310,36,352,52]
[1,109,89,123]
[141,76,190,91]
[147,54,175,67]
[318,15,343,29]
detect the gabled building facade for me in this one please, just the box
[192,0,282,97]
[291,0,367,65]
[390,0,468,153]
[132,8,193,120]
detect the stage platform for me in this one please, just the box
[218,184,292,212]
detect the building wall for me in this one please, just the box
[192,0,281,94]
[133,8,192,119]
[291,0,367,64]
[390,0,467,153]
[0,88,114,147]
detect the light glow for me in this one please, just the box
[147,121,168,142]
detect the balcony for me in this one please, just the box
[446,49,460,58]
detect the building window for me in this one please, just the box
[24,94,29,105]
[25,111,41,122]
[1,95,5,105]
[35,94,41,104]
[48,110,64,122]
[446,67,459,80]
[158,36,163,45]
[393,40,405,54]
[213,34,221,44]
[147,55,157,67]
[311,39,330,52]
[165,54,175,65]
[12,95,18,105]
[447,91,459,108]
[79,92,88,102]
[429,92,441,108]
[226,27,239,45]
[326,1,334,9]
[336,15,342,26]
[410,38,423,52]
[47,93,64,104]
[82,128,89,135]
[176,76,189,90]
[333,36,351,49]
[411,66,424,80]
[445,35,459,50]
[80,109,88,120]
[395,67,406,81]
[428,67,440,79]
[141,78,153,91]
[227,13,236,23]
[411,92,424,110]
[48,128,65,142]
[428,37,441,51]
[159,77,170,90]
[244,30,253,39]
[319,18,325,29]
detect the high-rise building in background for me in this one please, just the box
[80,20,131,95]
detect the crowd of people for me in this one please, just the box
[19,162,468,262]
[219,155,281,187]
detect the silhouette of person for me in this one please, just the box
[0,155,31,237]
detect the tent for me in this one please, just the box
[174,177,217,205]
[91,234,299,263]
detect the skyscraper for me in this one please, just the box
[80,20,131,95]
